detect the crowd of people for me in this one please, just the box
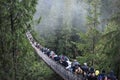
[26,31,118,80]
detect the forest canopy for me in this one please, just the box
[0,0,120,80]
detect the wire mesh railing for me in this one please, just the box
[31,43,83,80]
[27,32,83,80]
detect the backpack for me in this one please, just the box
[98,74,107,80]
[98,75,103,80]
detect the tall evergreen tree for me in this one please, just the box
[101,3,120,79]
[86,0,101,54]
[0,0,51,80]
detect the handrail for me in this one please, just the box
[32,45,83,80]
[27,33,83,80]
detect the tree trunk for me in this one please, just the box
[116,66,120,80]
[73,47,77,59]
[92,36,95,54]
[10,10,17,80]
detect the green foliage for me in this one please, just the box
[31,30,45,46]
[0,0,56,80]
[17,43,54,80]
[77,53,111,71]
[26,0,120,79]
[100,10,120,78]
[102,11,120,56]
[37,16,42,24]
[76,27,101,55]
[76,1,120,78]
[83,0,101,55]
[86,0,101,27]
[57,24,72,55]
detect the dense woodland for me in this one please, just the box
[0,0,120,80]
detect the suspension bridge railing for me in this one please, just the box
[27,33,83,80]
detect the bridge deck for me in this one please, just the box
[27,33,83,80]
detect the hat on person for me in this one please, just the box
[84,63,87,66]
[95,70,99,76]
[74,59,77,62]
[90,67,95,73]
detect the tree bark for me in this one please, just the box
[92,36,95,54]
[10,9,17,80]
[116,66,120,80]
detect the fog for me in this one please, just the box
[34,0,88,34]
[34,0,119,34]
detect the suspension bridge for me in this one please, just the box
[26,32,83,80]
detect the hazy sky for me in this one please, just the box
[34,0,88,33]
[34,0,117,34]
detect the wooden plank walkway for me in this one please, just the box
[27,33,83,80]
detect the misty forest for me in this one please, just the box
[0,0,120,80]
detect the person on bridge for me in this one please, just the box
[66,60,72,71]
[53,55,60,61]
[59,54,69,61]
[81,63,89,79]
[107,70,117,80]
[61,60,68,67]
[87,67,97,80]
[95,70,100,77]
[97,69,107,80]
[81,63,89,75]
[71,59,81,73]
